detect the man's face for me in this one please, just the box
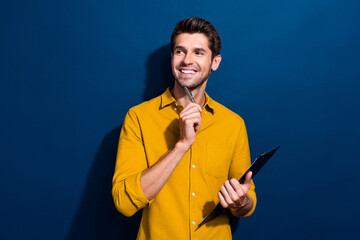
[171,33,221,90]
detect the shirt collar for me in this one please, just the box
[203,91,215,115]
[160,87,215,115]
[160,88,177,109]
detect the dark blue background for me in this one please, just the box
[1,1,359,239]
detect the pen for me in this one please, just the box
[184,87,195,103]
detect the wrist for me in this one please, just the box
[175,140,191,153]
[229,194,250,212]
[229,194,253,217]
[231,195,250,209]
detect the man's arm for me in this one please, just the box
[112,103,202,216]
[217,117,256,217]
[140,103,202,200]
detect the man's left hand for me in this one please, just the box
[217,171,253,217]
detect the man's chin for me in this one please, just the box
[177,82,196,90]
[176,79,201,90]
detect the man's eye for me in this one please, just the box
[176,50,184,54]
[195,52,204,55]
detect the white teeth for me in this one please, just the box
[181,70,196,74]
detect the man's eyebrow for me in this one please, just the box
[193,47,207,52]
[174,46,186,50]
[174,46,207,52]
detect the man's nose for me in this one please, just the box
[183,53,193,65]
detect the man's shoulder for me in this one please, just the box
[127,94,162,115]
[211,98,245,125]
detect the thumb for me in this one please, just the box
[243,171,252,189]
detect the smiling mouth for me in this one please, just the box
[178,67,199,74]
[180,69,196,74]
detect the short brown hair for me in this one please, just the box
[170,17,222,59]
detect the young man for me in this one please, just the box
[112,17,256,239]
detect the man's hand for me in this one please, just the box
[178,102,202,151]
[218,171,253,217]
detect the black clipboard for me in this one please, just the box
[196,146,280,230]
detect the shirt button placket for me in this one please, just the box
[189,143,198,239]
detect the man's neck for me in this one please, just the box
[172,82,207,107]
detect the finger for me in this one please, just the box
[218,192,229,208]
[182,115,202,130]
[194,122,201,132]
[180,104,201,114]
[182,102,202,113]
[229,178,245,198]
[183,102,202,111]
[180,108,202,121]
[180,110,202,124]
[220,185,233,205]
[243,171,252,190]
[182,110,202,126]
[181,111,202,122]
[224,180,240,202]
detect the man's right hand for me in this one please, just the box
[178,102,202,151]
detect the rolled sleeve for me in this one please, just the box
[112,109,152,217]
[243,180,257,217]
[124,172,152,208]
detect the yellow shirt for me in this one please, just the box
[112,88,256,240]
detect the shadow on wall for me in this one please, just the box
[66,125,142,240]
[67,45,173,239]
[143,44,173,101]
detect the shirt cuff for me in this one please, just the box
[125,172,153,209]
[242,189,257,217]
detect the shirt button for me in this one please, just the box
[192,192,195,196]
[173,107,177,111]
[192,221,196,225]
[192,164,196,168]
[205,111,207,114]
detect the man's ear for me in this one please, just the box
[211,55,222,71]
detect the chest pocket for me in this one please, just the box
[206,141,232,179]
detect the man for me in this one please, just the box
[112,17,256,239]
